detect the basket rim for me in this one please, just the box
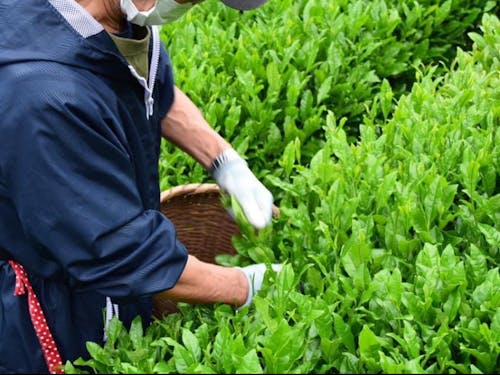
[160,183,221,202]
[160,183,281,217]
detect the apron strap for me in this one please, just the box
[9,261,64,374]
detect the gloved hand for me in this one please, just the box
[237,263,283,307]
[210,149,274,229]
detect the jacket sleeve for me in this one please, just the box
[2,72,187,299]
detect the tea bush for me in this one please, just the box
[65,12,499,375]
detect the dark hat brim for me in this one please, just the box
[220,0,269,11]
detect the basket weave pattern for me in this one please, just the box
[152,183,239,318]
[160,183,239,263]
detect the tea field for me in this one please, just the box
[66,0,499,373]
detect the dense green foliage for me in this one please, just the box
[158,0,497,191]
[66,1,499,374]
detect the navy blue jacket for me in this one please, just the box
[0,0,188,372]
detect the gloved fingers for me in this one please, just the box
[254,183,274,224]
[237,263,283,308]
[212,156,274,228]
[236,190,271,229]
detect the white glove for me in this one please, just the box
[210,149,274,229]
[237,263,283,307]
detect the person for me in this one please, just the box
[0,0,281,373]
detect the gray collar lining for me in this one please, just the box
[48,0,103,38]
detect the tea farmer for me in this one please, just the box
[0,0,281,373]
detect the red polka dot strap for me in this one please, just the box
[9,261,64,374]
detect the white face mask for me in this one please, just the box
[120,0,193,26]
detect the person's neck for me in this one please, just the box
[76,0,126,34]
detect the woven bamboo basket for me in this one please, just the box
[152,183,279,318]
